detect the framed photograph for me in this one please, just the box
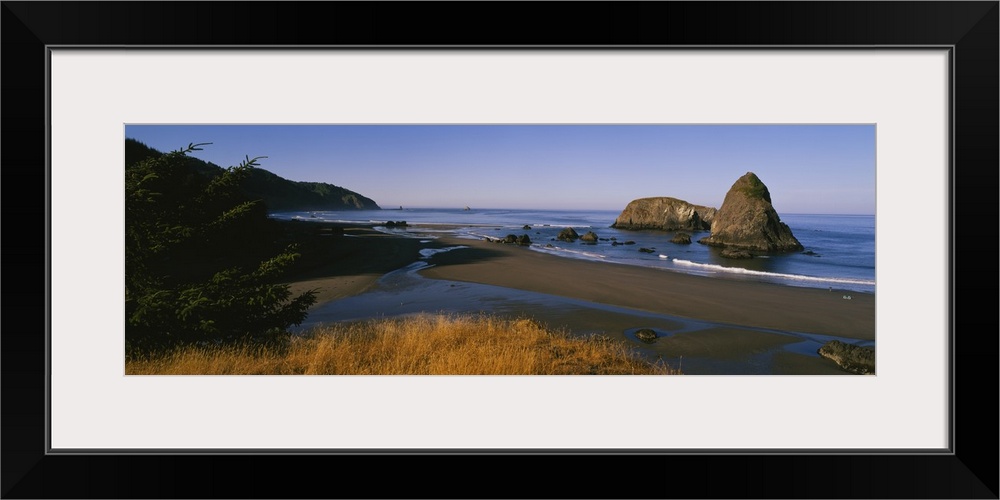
[4,2,996,498]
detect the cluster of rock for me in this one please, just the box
[556,228,599,244]
[487,234,532,246]
[612,172,803,257]
[552,227,658,253]
[817,340,875,375]
[384,220,408,228]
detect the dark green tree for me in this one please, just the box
[125,143,316,354]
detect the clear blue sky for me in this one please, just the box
[125,124,875,214]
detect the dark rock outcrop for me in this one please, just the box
[611,197,717,231]
[671,233,692,244]
[818,340,875,375]
[579,231,599,243]
[638,247,655,253]
[720,249,753,259]
[698,172,803,253]
[557,227,580,242]
[498,234,532,246]
[634,329,657,343]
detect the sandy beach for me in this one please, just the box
[285,226,875,374]
[420,236,875,341]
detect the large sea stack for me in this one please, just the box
[611,197,717,231]
[698,172,803,252]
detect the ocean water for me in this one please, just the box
[271,208,876,294]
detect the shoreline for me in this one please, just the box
[283,227,874,374]
[280,222,427,307]
[418,236,875,341]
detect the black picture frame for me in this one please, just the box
[3,2,997,498]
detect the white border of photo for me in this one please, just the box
[49,50,949,450]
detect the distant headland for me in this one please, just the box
[125,138,380,211]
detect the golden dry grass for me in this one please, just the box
[126,313,679,375]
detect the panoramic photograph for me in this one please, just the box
[124,124,875,375]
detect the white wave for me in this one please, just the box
[671,259,876,286]
[659,254,669,259]
[531,245,607,260]
[466,231,501,240]
[419,246,470,259]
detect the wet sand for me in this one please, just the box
[282,223,426,307]
[419,236,875,341]
[285,228,875,374]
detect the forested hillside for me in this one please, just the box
[125,138,380,211]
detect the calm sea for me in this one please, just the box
[271,208,876,294]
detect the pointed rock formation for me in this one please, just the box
[698,172,803,253]
[557,227,580,242]
[611,197,717,231]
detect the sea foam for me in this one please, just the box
[671,259,876,286]
[419,246,470,259]
[530,245,607,260]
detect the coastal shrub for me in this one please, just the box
[125,313,681,375]
[125,143,316,355]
